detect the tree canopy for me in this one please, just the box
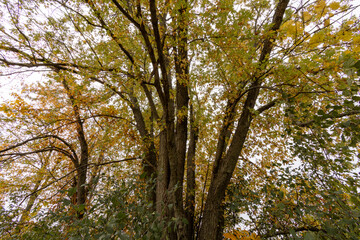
[0,0,360,239]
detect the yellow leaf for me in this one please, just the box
[224,232,238,240]
[302,11,312,22]
[314,0,327,15]
[353,35,360,44]
[309,31,325,47]
[339,31,353,41]
[353,45,360,53]
[324,18,330,27]
[224,230,261,240]
[280,20,303,37]
[329,1,340,10]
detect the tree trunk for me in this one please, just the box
[75,107,89,219]
[19,179,42,223]
[62,77,89,219]
[185,106,198,240]
[198,1,289,238]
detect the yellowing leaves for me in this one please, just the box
[279,20,304,38]
[224,230,260,240]
[308,0,343,20]
[314,0,327,15]
[324,18,330,28]
[316,0,335,14]
[302,11,312,22]
[302,214,320,226]
[339,31,353,42]
[353,36,360,44]
[353,45,360,53]
[308,31,325,47]
[329,1,340,10]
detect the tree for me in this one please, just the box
[0,72,137,221]
[0,0,359,239]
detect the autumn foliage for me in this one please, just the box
[0,0,360,239]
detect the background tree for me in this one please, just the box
[0,72,139,223]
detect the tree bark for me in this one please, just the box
[62,77,89,219]
[129,90,157,206]
[170,0,190,235]
[185,106,198,240]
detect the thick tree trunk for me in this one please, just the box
[77,122,89,209]
[75,108,89,219]
[156,130,170,214]
[112,0,190,238]
[143,141,157,206]
[129,91,157,207]
[185,106,198,240]
[172,0,190,238]
[149,0,190,238]
[198,92,258,239]
[76,163,87,218]
[198,1,289,238]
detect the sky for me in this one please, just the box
[0,70,48,103]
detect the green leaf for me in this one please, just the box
[304,232,316,240]
[62,198,72,206]
[351,60,360,69]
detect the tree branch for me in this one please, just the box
[19,157,141,203]
[86,0,135,64]
[296,110,360,127]
[261,226,323,238]
[0,135,79,166]
[256,99,278,114]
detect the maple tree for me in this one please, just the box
[0,0,360,239]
